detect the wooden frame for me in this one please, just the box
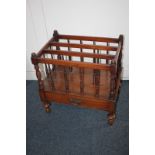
[31,30,123,125]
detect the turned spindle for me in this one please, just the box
[80,40,84,62]
[93,41,96,63]
[109,61,116,100]
[106,42,109,64]
[31,53,51,112]
[79,68,84,94]
[94,69,100,97]
[64,67,69,92]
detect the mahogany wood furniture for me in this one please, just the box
[31,30,123,125]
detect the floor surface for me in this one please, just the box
[26,80,129,155]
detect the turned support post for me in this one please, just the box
[31,53,51,112]
[109,60,117,100]
[53,30,63,60]
[108,60,117,125]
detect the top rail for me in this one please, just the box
[32,56,112,71]
[50,42,118,51]
[58,34,119,43]
[42,49,115,60]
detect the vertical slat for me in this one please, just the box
[43,54,49,77]
[45,63,49,77]
[109,62,116,99]
[48,64,55,91]
[49,45,53,59]
[49,45,54,70]
[44,50,55,89]
[93,41,96,84]
[57,48,62,60]
[67,39,72,71]
[106,42,109,64]
[94,69,100,97]
[93,41,96,63]
[64,67,69,92]
[80,40,84,62]
[79,68,84,94]
[56,43,64,60]
[68,39,71,61]
[97,50,100,63]
[49,46,56,71]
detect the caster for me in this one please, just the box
[107,113,116,126]
[44,102,51,113]
[45,107,51,113]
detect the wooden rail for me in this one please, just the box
[42,49,115,60]
[49,42,118,51]
[58,34,119,43]
[35,58,112,71]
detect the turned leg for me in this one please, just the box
[107,112,116,126]
[43,101,51,112]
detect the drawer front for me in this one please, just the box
[44,91,114,111]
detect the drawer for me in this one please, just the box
[44,91,114,111]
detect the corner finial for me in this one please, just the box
[31,52,37,58]
[31,52,38,64]
[119,34,124,45]
[53,30,58,37]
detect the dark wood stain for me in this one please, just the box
[31,30,123,125]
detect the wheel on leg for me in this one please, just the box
[44,102,51,113]
[45,107,51,113]
[107,113,116,126]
